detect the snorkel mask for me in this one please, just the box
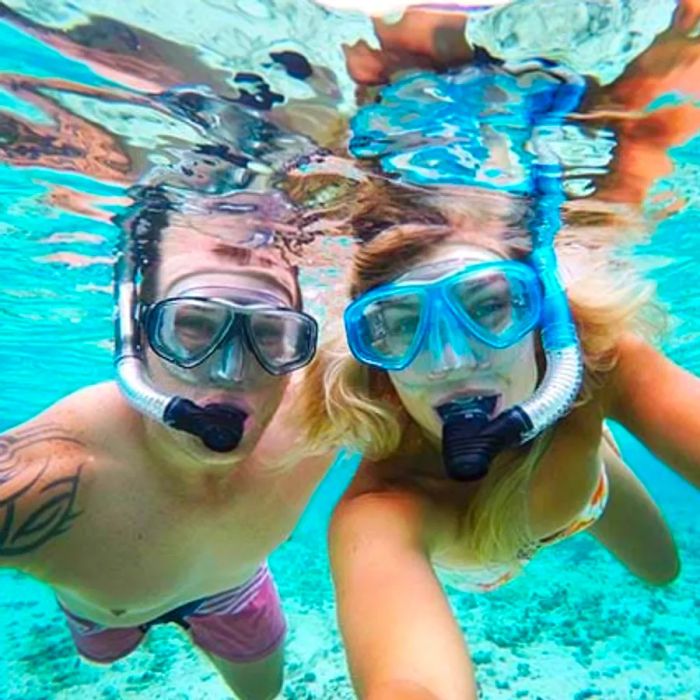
[348,58,586,480]
[113,187,317,453]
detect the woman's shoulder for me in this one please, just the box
[343,432,458,500]
[336,449,469,549]
[331,465,430,549]
[341,452,424,500]
[527,399,607,540]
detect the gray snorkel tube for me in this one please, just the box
[441,64,586,480]
[113,190,247,453]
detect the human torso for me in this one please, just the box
[7,382,330,626]
[348,394,608,591]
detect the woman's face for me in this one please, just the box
[386,243,539,441]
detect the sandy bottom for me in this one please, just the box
[2,445,699,699]
[1,518,699,700]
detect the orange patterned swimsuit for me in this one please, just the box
[436,467,610,593]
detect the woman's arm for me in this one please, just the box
[606,333,700,488]
[329,488,477,700]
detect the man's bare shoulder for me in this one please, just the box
[36,381,143,446]
[0,416,88,571]
[0,382,140,571]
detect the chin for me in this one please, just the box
[172,425,253,464]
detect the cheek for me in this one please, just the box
[145,349,195,385]
[389,373,434,422]
[247,378,288,412]
[389,370,422,404]
[388,361,433,393]
[494,335,539,393]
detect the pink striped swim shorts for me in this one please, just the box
[59,564,286,664]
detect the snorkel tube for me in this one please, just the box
[441,165,585,479]
[441,64,586,480]
[113,189,246,453]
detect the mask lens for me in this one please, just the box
[150,299,230,366]
[451,268,538,343]
[356,293,423,364]
[248,311,317,373]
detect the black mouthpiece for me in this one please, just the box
[163,398,247,453]
[437,398,531,481]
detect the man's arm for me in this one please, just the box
[0,421,86,574]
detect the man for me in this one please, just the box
[0,182,331,700]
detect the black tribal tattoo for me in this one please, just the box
[0,425,84,556]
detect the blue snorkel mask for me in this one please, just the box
[345,259,543,369]
[347,58,586,480]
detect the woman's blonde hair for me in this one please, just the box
[300,177,666,565]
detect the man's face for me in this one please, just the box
[144,228,301,460]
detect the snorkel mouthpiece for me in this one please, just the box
[438,397,532,481]
[163,399,247,453]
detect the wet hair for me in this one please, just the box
[113,185,170,303]
[112,184,302,307]
[300,179,666,566]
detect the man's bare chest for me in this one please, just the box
[49,466,310,615]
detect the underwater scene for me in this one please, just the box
[0,1,699,698]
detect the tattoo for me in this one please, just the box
[0,425,84,556]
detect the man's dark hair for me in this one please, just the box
[112,183,304,307]
[113,185,173,303]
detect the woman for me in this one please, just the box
[301,183,698,700]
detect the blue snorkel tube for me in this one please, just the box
[348,59,586,480]
[441,63,586,480]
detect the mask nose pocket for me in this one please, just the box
[212,320,248,382]
[216,341,245,382]
[426,298,475,371]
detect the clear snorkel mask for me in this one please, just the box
[348,58,586,480]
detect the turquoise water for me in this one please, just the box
[1,1,700,698]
